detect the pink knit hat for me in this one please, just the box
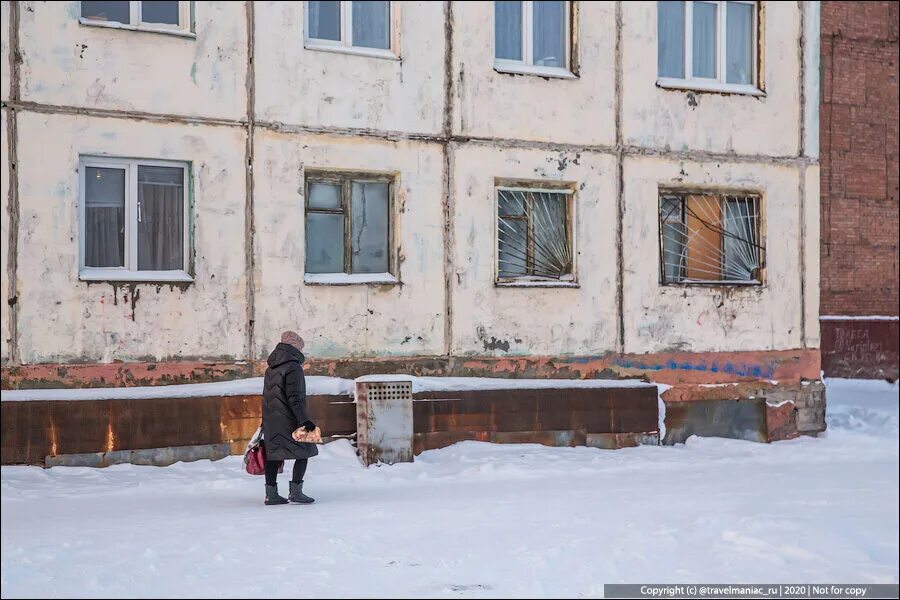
[280,330,305,351]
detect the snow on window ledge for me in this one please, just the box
[79,18,196,39]
[304,272,400,286]
[656,77,765,97]
[79,268,194,283]
[303,42,400,61]
[493,61,577,80]
[496,275,578,289]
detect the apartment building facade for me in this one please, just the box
[1,1,824,458]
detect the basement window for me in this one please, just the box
[659,191,764,285]
[657,1,761,95]
[80,1,194,36]
[494,1,575,79]
[497,187,575,285]
[304,173,396,285]
[305,1,397,59]
[79,157,192,282]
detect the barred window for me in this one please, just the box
[659,191,763,284]
[497,187,574,282]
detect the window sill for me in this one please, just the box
[304,42,400,61]
[656,78,765,97]
[79,268,194,283]
[496,279,579,289]
[79,18,196,39]
[493,62,577,80]
[304,273,400,286]
[661,280,762,287]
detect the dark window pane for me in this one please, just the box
[352,1,390,49]
[495,1,522,60]
[308,182,342,209]
[81,1,130,23]
[531,192,569,277]
[350,182,389,273]
[85,167,126,268]
[498,218,527,277]
[309,1,341,41]
[141,1,180,25]
[306,213,345,273]
[137,166,184,271]
[658,1,685,78]
[533,1,565,67]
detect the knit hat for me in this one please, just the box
[280,330,305,351]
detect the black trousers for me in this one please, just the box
[265,459,307,487]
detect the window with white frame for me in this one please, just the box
[657,1,759,92]
[659,191,764,285]
[305,173,394,279]
[79,157,190,281]
[497,187,574,282]
[80,1,191,32]
[494,1,573,77]
[305,1,394,56]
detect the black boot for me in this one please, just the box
[265,484,288,505]
[289,480,315,504]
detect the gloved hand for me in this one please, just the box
[301,420,316,432]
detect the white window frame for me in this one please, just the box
[657,0,762,96]
[304,1,399,61]
[79,156,192,283]
[495,185,578,288]
[494,1,575,79]
[79,1,195,39]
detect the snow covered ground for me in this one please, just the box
[1,378,897,598]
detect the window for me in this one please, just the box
[494,1,573,78]
[657,1,759,93]
[79,157,190,282]
[304,173,394,282]
[497,187,574,284]
[659,191,764,285]
[80,1,192,34]
[305,1,395,58]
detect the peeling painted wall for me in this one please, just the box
[451,1,616,145]
[254,1,444,134]
[1,107,9,364]
[451,144,618,356]
[2,2,821,372]
[622,2,801,156]
[17,1,248,119]
[14,112,247,363]
[252,130,446,359]
[623,156,802,354]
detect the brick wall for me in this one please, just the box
[820,1,899,317]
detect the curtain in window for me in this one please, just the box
[726,1,752,84]
[85,167,126,268]
[352,1,390,49]
[533,1,565,67]
[692,1,717,78]
[141,1,179,25]
[309,0,341,41]
[495,1,523,60]
[137,166,184,271]
[81,1,130,23]
[658,1,685,78]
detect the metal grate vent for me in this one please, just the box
[364,381,412,402]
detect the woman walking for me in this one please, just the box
[261,330,317,505]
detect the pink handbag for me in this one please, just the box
[244,426,283,476]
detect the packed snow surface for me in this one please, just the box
[2,378,897,598]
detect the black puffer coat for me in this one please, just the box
[261,343,319,461]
